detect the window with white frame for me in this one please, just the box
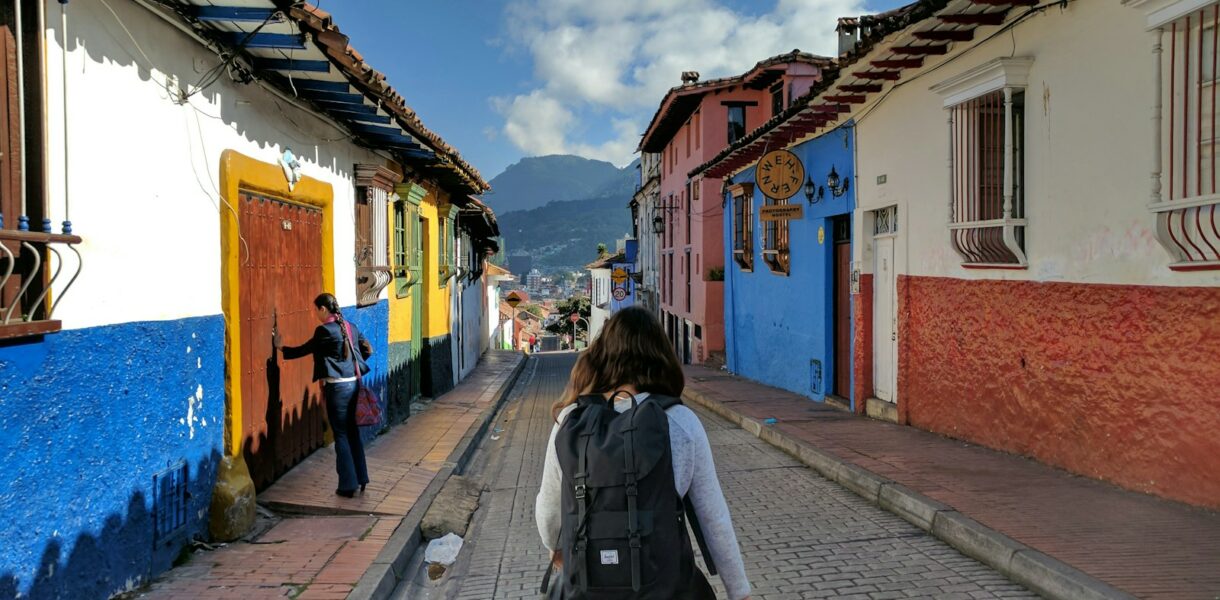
[932,57,1031,268]
[1141,4,1220,269]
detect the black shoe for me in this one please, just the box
[360,484,367,493]
[335,488,356,498]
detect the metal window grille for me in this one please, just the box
[153,461,188,546]
[762,196,790,275]
[1154,10,1220,267]
[874,206,898,236]
[949,89,1026,265]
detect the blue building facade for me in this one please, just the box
[0,317,226,599]
[723,124,857,406]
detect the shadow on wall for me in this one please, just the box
[75,1,383,205]
[242,348,327,491]
[385,341,419,425]
[420,334,455,399]
[0,451,222,600]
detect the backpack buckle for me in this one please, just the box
[574,483,587,499]
[629,536,642,549]
[625,484,638,497]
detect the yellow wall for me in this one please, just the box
[421,181,452,338]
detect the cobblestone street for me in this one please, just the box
[401,353,1035,599]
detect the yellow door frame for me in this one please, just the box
[218,149,336,458]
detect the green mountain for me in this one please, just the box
[497,193,634,270]
[483,155,635,214]
[489,155,638,271]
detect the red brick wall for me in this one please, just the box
[897,275,1220,508]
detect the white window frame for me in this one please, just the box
[1129,0,1220,269]
[932,57,1032,268]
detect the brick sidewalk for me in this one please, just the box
[137,351,523,600]
[682,365,1220,600]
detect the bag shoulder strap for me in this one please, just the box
[341,322,362,380]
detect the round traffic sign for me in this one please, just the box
[570,313,580,324]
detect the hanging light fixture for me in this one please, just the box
[652,214,665,235]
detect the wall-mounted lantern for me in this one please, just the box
[826,165,850,198]
[804,175,820,205]
[652,195,679,235]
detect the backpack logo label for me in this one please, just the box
[599,550,620,565]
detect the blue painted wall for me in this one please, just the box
[345,300,389,441]
[724,124,856,403]
[0,316,225,599]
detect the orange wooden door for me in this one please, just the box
[238,192,326,490]
[834,235,852,398]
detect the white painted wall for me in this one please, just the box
[44,0,391,330]
[853,1,1220,288]
[589,267,611,340]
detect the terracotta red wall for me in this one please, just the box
[897,275,1220,509]
[852,274,874,415]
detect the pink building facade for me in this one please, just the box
[638,52,826,363]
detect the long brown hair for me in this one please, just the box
[553,306,684,420]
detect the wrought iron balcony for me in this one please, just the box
[0,228,83,339]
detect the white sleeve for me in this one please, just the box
[672,408,752,600]
[535,410,568,552]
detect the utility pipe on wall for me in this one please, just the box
[14,0,25,229]
[58,0,71,234]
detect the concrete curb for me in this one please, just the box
[681,387,1137,600]
[348,354,529,600]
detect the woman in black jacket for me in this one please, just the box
[276,293,373,497]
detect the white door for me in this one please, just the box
[873,236,897,402]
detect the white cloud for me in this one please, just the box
[496,0,866,166]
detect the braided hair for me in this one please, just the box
[314,293,351,360]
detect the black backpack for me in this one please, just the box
[541,392,717,599]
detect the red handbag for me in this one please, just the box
[344,323,382,427]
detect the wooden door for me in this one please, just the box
[238,192,326,490]
[872,236,896,403]
[833,234,852,397]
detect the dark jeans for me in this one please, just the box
[323,381,369,492]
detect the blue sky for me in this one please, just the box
[325,0,911,181]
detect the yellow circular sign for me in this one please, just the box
[756,149,805,200]
[611,266,629,285]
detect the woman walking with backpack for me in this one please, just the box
[276,293,373,498]
[535,306,752,600]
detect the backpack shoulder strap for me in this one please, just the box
[647,392,718,576]
[647,393,683,411]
